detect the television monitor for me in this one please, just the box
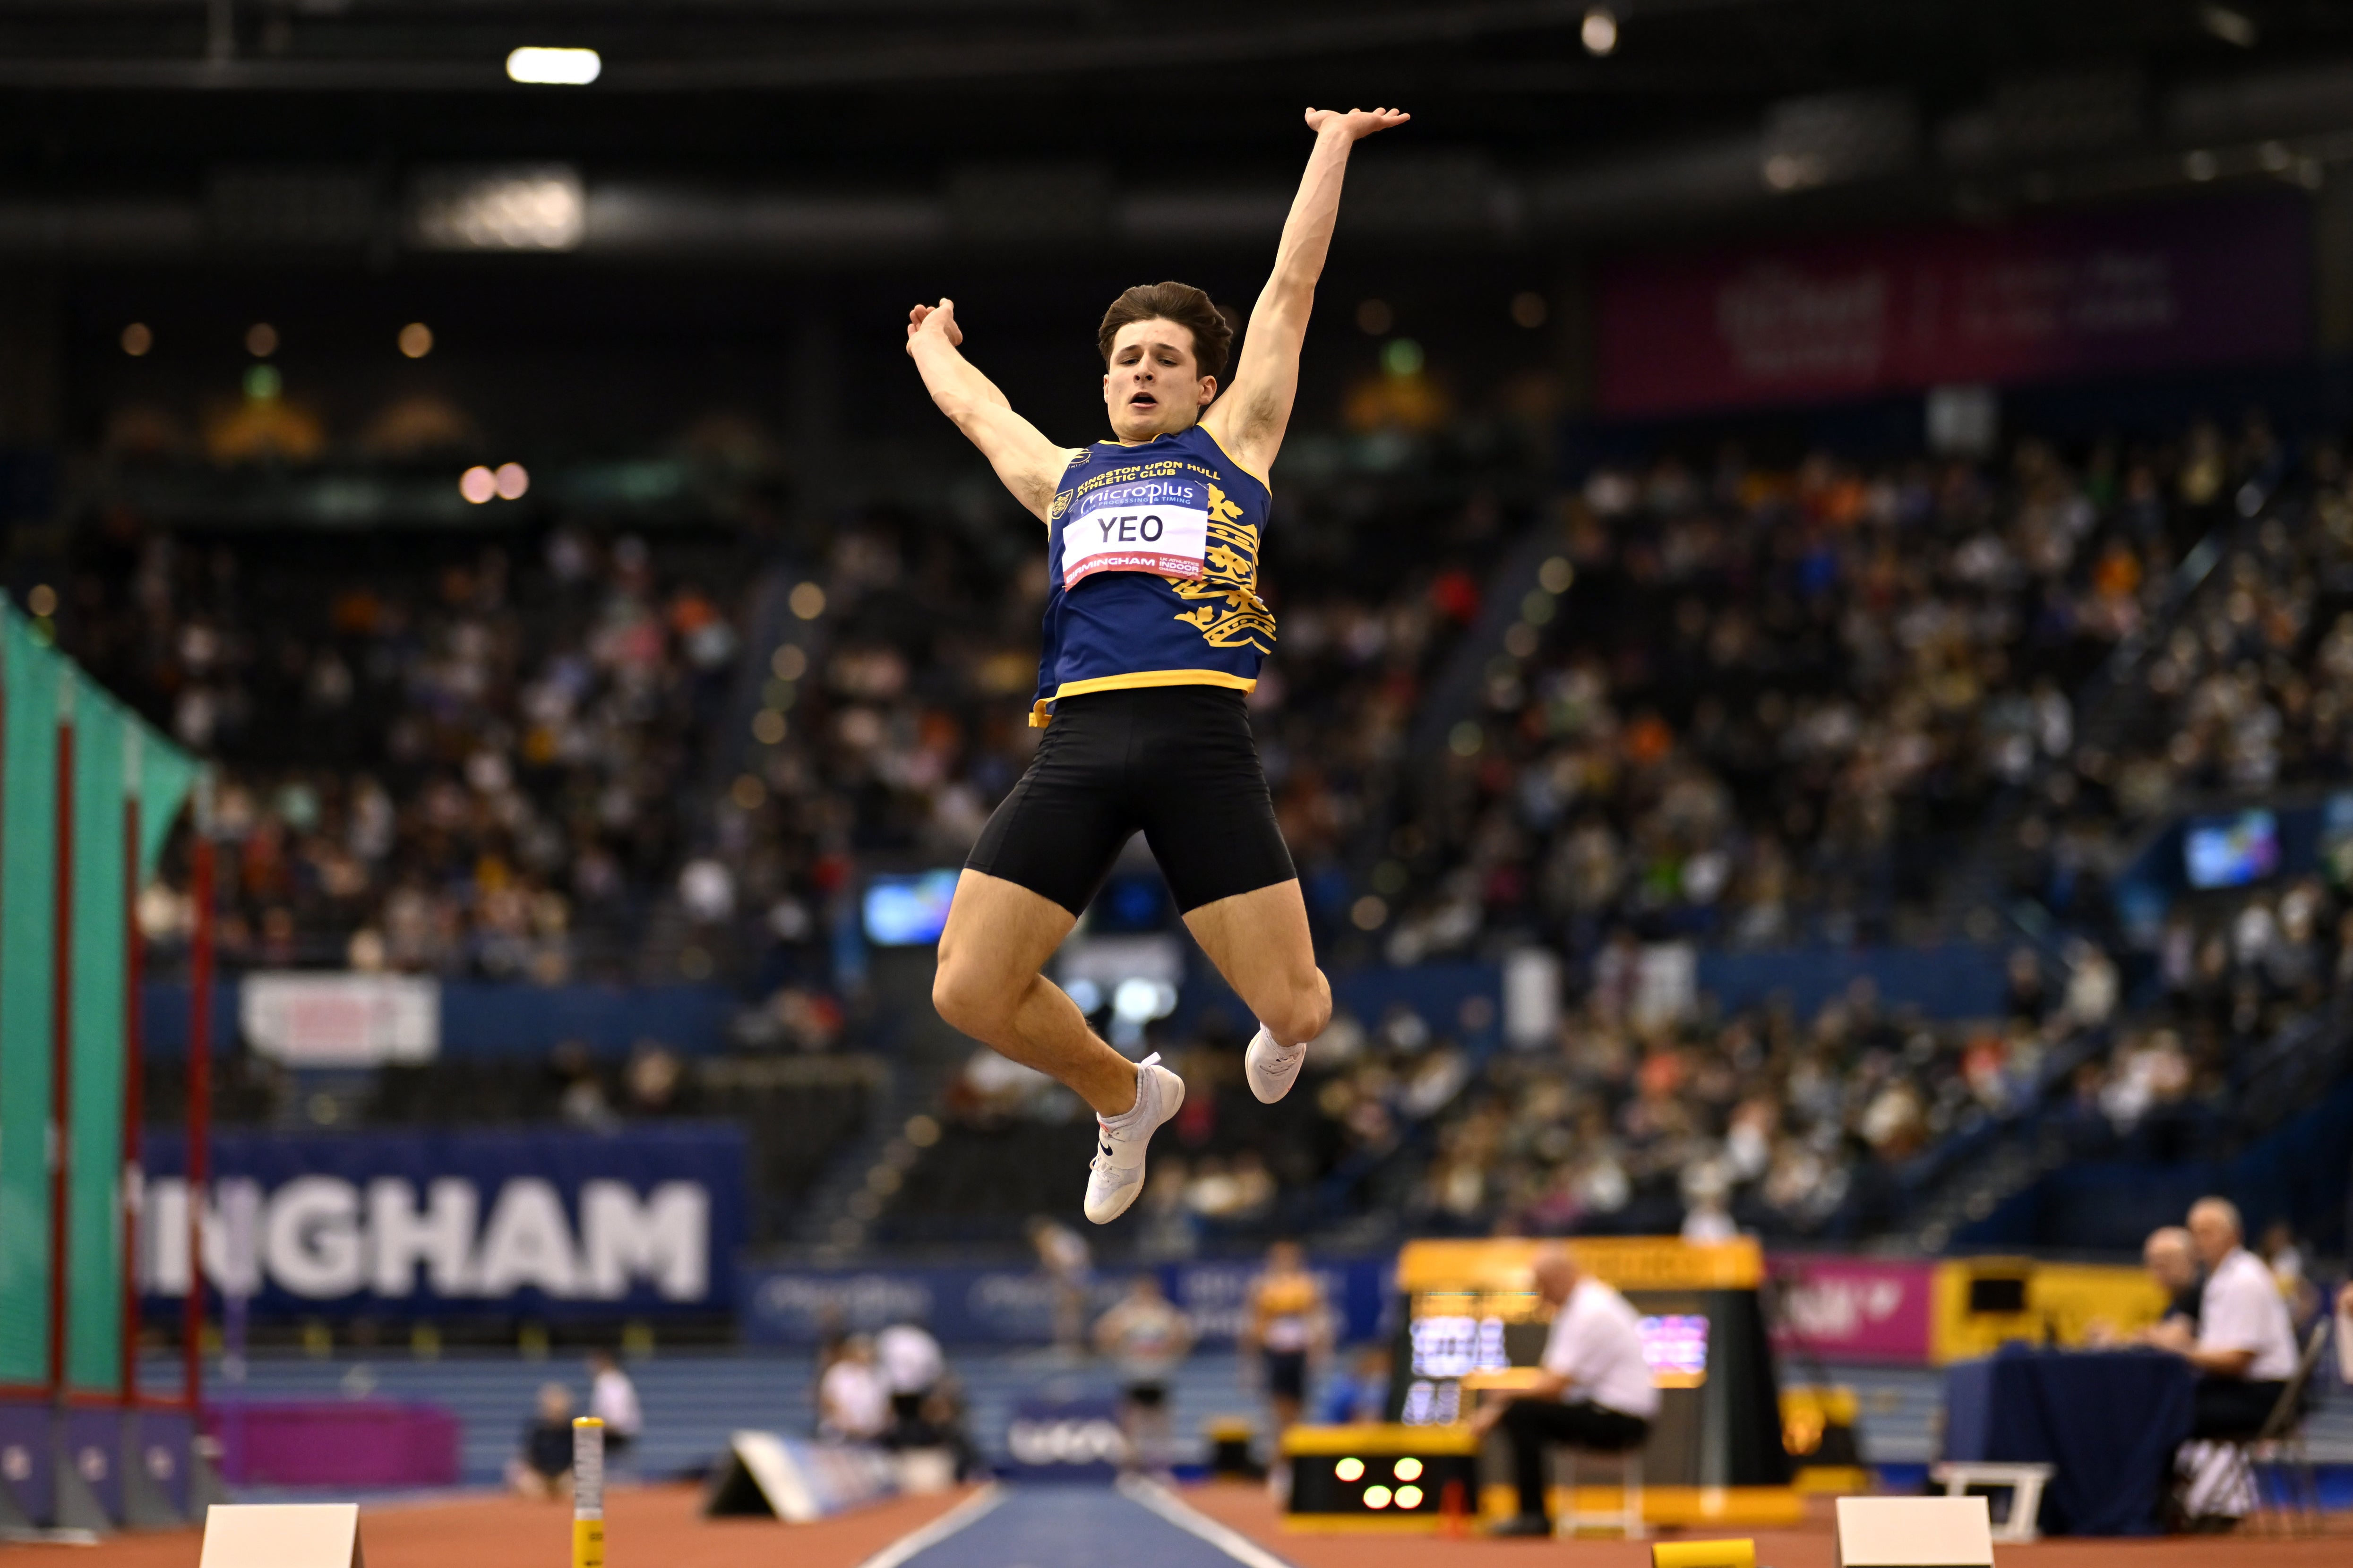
[2183,809,2279,889]
[861,869,959,946]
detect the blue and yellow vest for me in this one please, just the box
[1031,424,1276,726]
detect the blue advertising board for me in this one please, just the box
[140,1125,745,1319]
[739,1254,1393,1346]
[1005,1396,1126,1482]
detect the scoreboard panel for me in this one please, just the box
[1285,1239,1799,1531]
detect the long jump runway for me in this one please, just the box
[875,1482,1291,1568]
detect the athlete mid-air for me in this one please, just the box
[906,105,1410,1222]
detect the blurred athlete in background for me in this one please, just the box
[1244,1239,1330,1477]
[907,107,1410,1221]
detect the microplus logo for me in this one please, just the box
[143,1176,711,1303]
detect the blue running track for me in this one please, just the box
[885,1485,1287,1568]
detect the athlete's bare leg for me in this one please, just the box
[1182,879,1332,1048]
[932,869,1142,1117]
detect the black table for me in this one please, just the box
[1942,1346,2195,1535]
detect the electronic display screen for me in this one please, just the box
[2184,809,2280,889]
[1396,1297,1709,1423]
[860,869,959,945]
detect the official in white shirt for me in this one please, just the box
[876,1321,946,1428]
[586,1349,642,1455]
[2149,1198,2299,1437]
[1469,1245,1659,1537]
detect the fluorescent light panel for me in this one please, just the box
[507,47,601,86]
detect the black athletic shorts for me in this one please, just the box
[967,684,1296,916]
[1263,1349,1309,1402]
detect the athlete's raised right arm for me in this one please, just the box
[906,298,1078,525]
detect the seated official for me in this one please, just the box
[2089,1225,2202,1349]
[2147,1198,2298,1438]
[1469,1245,1658,1538]
[2144,1225,2203,1332]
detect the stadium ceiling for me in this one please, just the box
[10,0,2353,260]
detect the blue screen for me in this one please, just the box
[861,869,960,945]
[2184,809,2280,890]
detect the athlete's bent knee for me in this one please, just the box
[1270,979,1332,1049]
[932,963,1009,1041]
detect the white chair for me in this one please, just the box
[1927,1460,2052,1542]
[1556,1445,1645,1539]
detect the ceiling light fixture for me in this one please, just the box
[507,47,601,86]
[1581,7,1618,57]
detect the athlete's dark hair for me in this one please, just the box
[1097,281,1233,384]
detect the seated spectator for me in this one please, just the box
[1316,1343,1394,1426]
[1471,1245,1657,1538]
[507,1383,578,1500]
[816,1335,890,1444]
[586,1349,641,1457]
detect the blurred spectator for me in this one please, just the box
[507,1383,577,1500]
[1029,1217,1093,1358]
[876,1320,945,1434]
[816,1335,889,1443]
[1316,1343,1394,1426]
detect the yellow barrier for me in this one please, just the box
[1397,1237,1763,1294]
[1651,1542,1757,1568]
[1928,1260,2168,1363]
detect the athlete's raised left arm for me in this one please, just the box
[1201,106,1408,479]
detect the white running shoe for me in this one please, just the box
[1082,1053,1185,1225]
[1244,1024,1306,1104]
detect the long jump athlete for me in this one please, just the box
[906,106,1409,1222]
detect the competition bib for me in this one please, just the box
[1062,476,1209,589]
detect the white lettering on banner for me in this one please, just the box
[755,1274,933,1328]
[581,1180,707,1300]
[475,1178,581,1296]
[241,971,439,1068]
[266,1176,366,1298]
[1062,484,1209,589]
[1783,1277,1909,1340]
[369,1178,478,1297]
[1007,1419,1128,1466]
[141,1175,714,1303]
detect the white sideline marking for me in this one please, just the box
[848,1482,1006,1568]
[1116,1475,1302,1568]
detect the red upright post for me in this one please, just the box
[183,816,215,1414]
[120,783,142,1405]
[46,698,74,1398]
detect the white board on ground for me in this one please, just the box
[200,1502,364,1568]
[1835,1496,1992,1568]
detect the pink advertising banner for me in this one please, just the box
[1598,194,2311,416]
[1767,1254,1936,1365]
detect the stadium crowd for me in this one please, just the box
[52,400,2353,1249]
[61,510,749,981]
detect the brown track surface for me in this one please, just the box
[10,1479,2343,1568]
[0,1480,981,1568]
[1179,1481,2353,1568]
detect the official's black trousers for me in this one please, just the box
[1499,1398,1651,1519]
[2190,1376,2287,1439]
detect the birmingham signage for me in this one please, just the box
[139,1126,745,1317]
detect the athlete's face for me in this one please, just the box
[1103,318,1216,443]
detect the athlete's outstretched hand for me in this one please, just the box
[906,298,963,352]
[1303,106,1410,141]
